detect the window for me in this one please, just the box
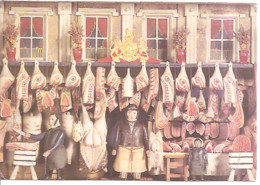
[210,19,235,61]
[146,18,168,61]
[20,16,44,59]
[84,16,108,60]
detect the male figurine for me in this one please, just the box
[25,113,67,180]
[112,104,149,180]
[188,138,208,181]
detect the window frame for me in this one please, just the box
[9,7,53,61]
[146,17,169,61]
[83,16,109,60]
[206,14,239,63]
[76,8,118,62]
[137,9,178,62]
[19,16,45,60]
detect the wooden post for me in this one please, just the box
[247,169,255,181]
[228,169,236,181]
[10,166,20,180]
[30,166,38,180]
[166,157,170,181]
[183,158,188,181]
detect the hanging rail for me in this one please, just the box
[1,61,255,69]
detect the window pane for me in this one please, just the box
[86,17,96,37]
[86,39,96,58]
[147,40,156,59]
[32,39,43,58]
[211,20,221,39]
[97,39,107,59]
[158,19,167,38]
[210,41,221,60]
[32,17,43,37]
[223,20,234,39]
[158,40,167,60]
[98,18,107,37]
[147,19,156,38]
[20,38,31,58]
[223,41,233,61]
[20,17,31,37]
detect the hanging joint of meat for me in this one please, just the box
[31,60,46,90]
[136,62,149,92]
[191,62,206,89]
[65,60,81,89]
[0,58,15,96]
[210,63,223,90]
[176,63,190,92]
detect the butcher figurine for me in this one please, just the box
[188,138,208,181]
[25,113,67,180]
[112,104,149,180]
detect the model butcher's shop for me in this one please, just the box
[0,0,257,182]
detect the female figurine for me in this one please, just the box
[112,104,149,180]
[25,113,67,180]
[188,138,208,181]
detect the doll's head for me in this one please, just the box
[49,113,61,129]
[126,104,139,122]
[193,138,203,148]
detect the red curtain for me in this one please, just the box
[32,17,43,37]
[98,18,107,37]
[147,19,156,38]
[158,19,167,38]
[211,20,221,39]
[20,17,31,37]
[86,17,96,37]
[223,20,233,39]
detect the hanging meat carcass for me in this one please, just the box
[0,99,12,118]
[176,63,190,92]
[62,111,77,165]
[65,60,81,88]
[171,122,181,138]
[161,62,175,111]
[95,67,106,118]
[142,68,159,112]
[148,132,164,173]
[60,88,72,112]
[183,96,199,122]
[129,91,141,108]
[107,61,120,91]
[82,62,95,107]
[196,123,205,136]
[191,62,206,89]
[197,90,206,111]
[136,62,149,92]
[0,59,15,96]
[118,85,129,111]
[23,94,33,113]
[50,61,64,87]
[223,63,237,104]
[206,89,219,119]
[16,61,30,107]
[155,101,169,130]
[210,63,223,90]
[210,123,219,138]
[31,60,46,89]
[41,91,54,109]
[122,68,134,98]
[94,101,106,120]
[164,122,173,139]
[172,93,185,118]
[106,88,118,112]
[187,122,196,135]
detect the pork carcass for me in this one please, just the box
[118,85,129,111]
[60,88,72,112]
[95,67,106,101]
[196,123,205,136]
[23,94,33,113]
[155,101,169,130]
[62,111,77,165]
[197,90,206,111]
[210,123,219,138]
[172,93,185,118]
[191,62,206,89]
[31,60,46,89]
[161,62,175,111]
[171,122,181,138]
[23,112,42,157]
[183,96,199,122]
[206,89,219,119]
[148,132,164,173]
[107,61,120,91]
[176,63,190,92]
[142,68,159,112]
[16,61,30,106]
[164,122,173,139]
[187,122,195,135]
[41,91,54,109]
[210,63,223,90]
[0,99,12,118]
[82,62,95,106]
[129,91,141,108]
[65,61,81,88]
[106,88,118,112]
[136,62,149,92]
[223,63,237,104]
[50,61,64,86]
[0,59,15,96]
[122,68,134,98]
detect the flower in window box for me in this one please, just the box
[173,29,189,63]
[3,24,19,62]
[233,26,250,64]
